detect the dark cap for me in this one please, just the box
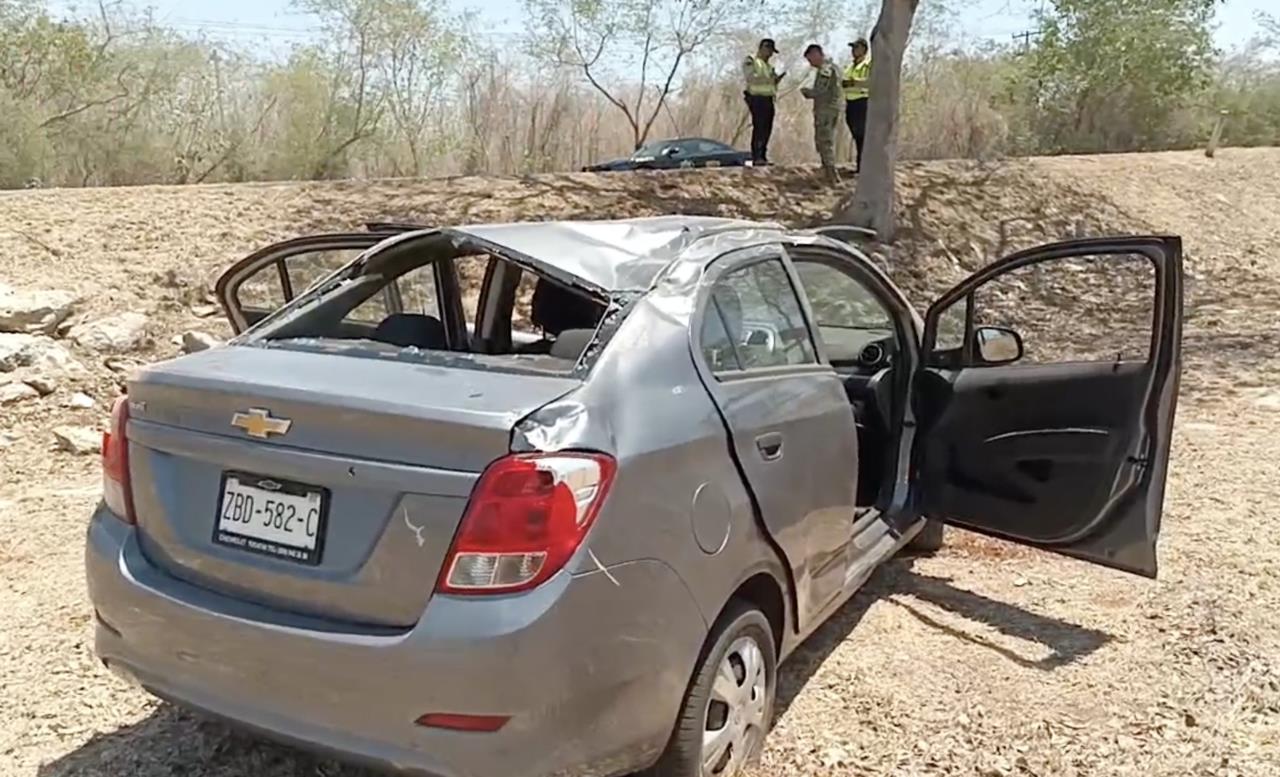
[849,38,868,49]
[759,38,778,52]
[803,43,823,57]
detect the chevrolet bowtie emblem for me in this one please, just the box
[231,408,292,439]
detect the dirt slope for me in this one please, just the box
[2,148,1279,776]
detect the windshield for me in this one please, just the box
[632,141,674,159]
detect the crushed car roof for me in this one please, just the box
[449,215,784,293]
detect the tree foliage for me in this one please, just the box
[0,0,1274,190]
[1026,0,1219,152]
[283,0,464,177]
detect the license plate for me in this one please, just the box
[213,473,328,565]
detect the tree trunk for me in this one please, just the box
[832,0,920,241]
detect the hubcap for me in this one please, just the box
[702,635,768,776]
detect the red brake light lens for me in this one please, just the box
[102,396,135,524]
[437,453,616,595]
[415,713,510,732]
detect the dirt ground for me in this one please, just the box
[2,149,1278,776]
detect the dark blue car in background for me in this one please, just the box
[583,137,752,172]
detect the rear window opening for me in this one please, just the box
[252,232,609,375]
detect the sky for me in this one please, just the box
[47,0,1272,53]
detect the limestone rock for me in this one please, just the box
[0,382,39,404]
[0,334,81,374]
[69,313,151,353]
[0,284,77,335]
[181,330,221,353]
[53,426,103,455]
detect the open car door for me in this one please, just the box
[912,236,1183,577]
[215,233,387,334]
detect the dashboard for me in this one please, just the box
[853,335,896,371]
[817,325,898,372]
[825,329,899,454]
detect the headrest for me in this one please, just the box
[373,313,446,349]
[549,328,596,361]
[530,279,604,336]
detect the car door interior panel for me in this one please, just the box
[915,360,1148,541]
[915,237,1183,577]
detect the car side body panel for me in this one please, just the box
[514,284,792,643]
[686,245,863,632]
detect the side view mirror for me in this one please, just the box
[974,326,1024,366]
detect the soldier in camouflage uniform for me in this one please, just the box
[801,44,843,184]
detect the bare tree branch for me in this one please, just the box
[194,96,279,184]
[526,0,755,150]
[569,32,637,132]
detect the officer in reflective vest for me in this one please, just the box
[742,38,784,166]
[843,38,872,173]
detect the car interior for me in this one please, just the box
[473,259,606,358]
[788,253,911,509]
[245,232,608,371]
[824,333,901,508]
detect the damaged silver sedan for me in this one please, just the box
[85,216,1183,777]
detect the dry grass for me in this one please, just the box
[2,148,1279,777]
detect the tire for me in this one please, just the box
[644,602,777,777]
[905,518,946,555]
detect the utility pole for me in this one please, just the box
[1014,0,1046,53]
[212,50,227,134]
[1012,29,1041,53]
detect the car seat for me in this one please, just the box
[373,313,448,350]
[518,280,604,355]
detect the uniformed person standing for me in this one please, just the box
[801,44,843,183]
[843,38,872,173]
[742,38,784,166]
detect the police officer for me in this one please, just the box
[743,38,784,166]
[843,38,871,173]
[801,43,842,183]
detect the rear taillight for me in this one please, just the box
[415,712,510,732]
[437,453,616,595]
[102,396,135,524]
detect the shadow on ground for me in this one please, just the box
[773,556,1113,720]
[40,552,1114,777]
[36,705,380,777]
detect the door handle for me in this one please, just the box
[756,433,784,461]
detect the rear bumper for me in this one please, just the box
[86,506,707,777]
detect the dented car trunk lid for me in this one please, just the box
[123,345,579,628]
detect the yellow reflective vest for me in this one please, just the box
[744,56,778,97]
[843,56,871,101]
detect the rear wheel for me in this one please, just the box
[645,602,776,777]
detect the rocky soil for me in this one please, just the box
[1,149,1278,776]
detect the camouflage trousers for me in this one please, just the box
[813,108,841,178]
